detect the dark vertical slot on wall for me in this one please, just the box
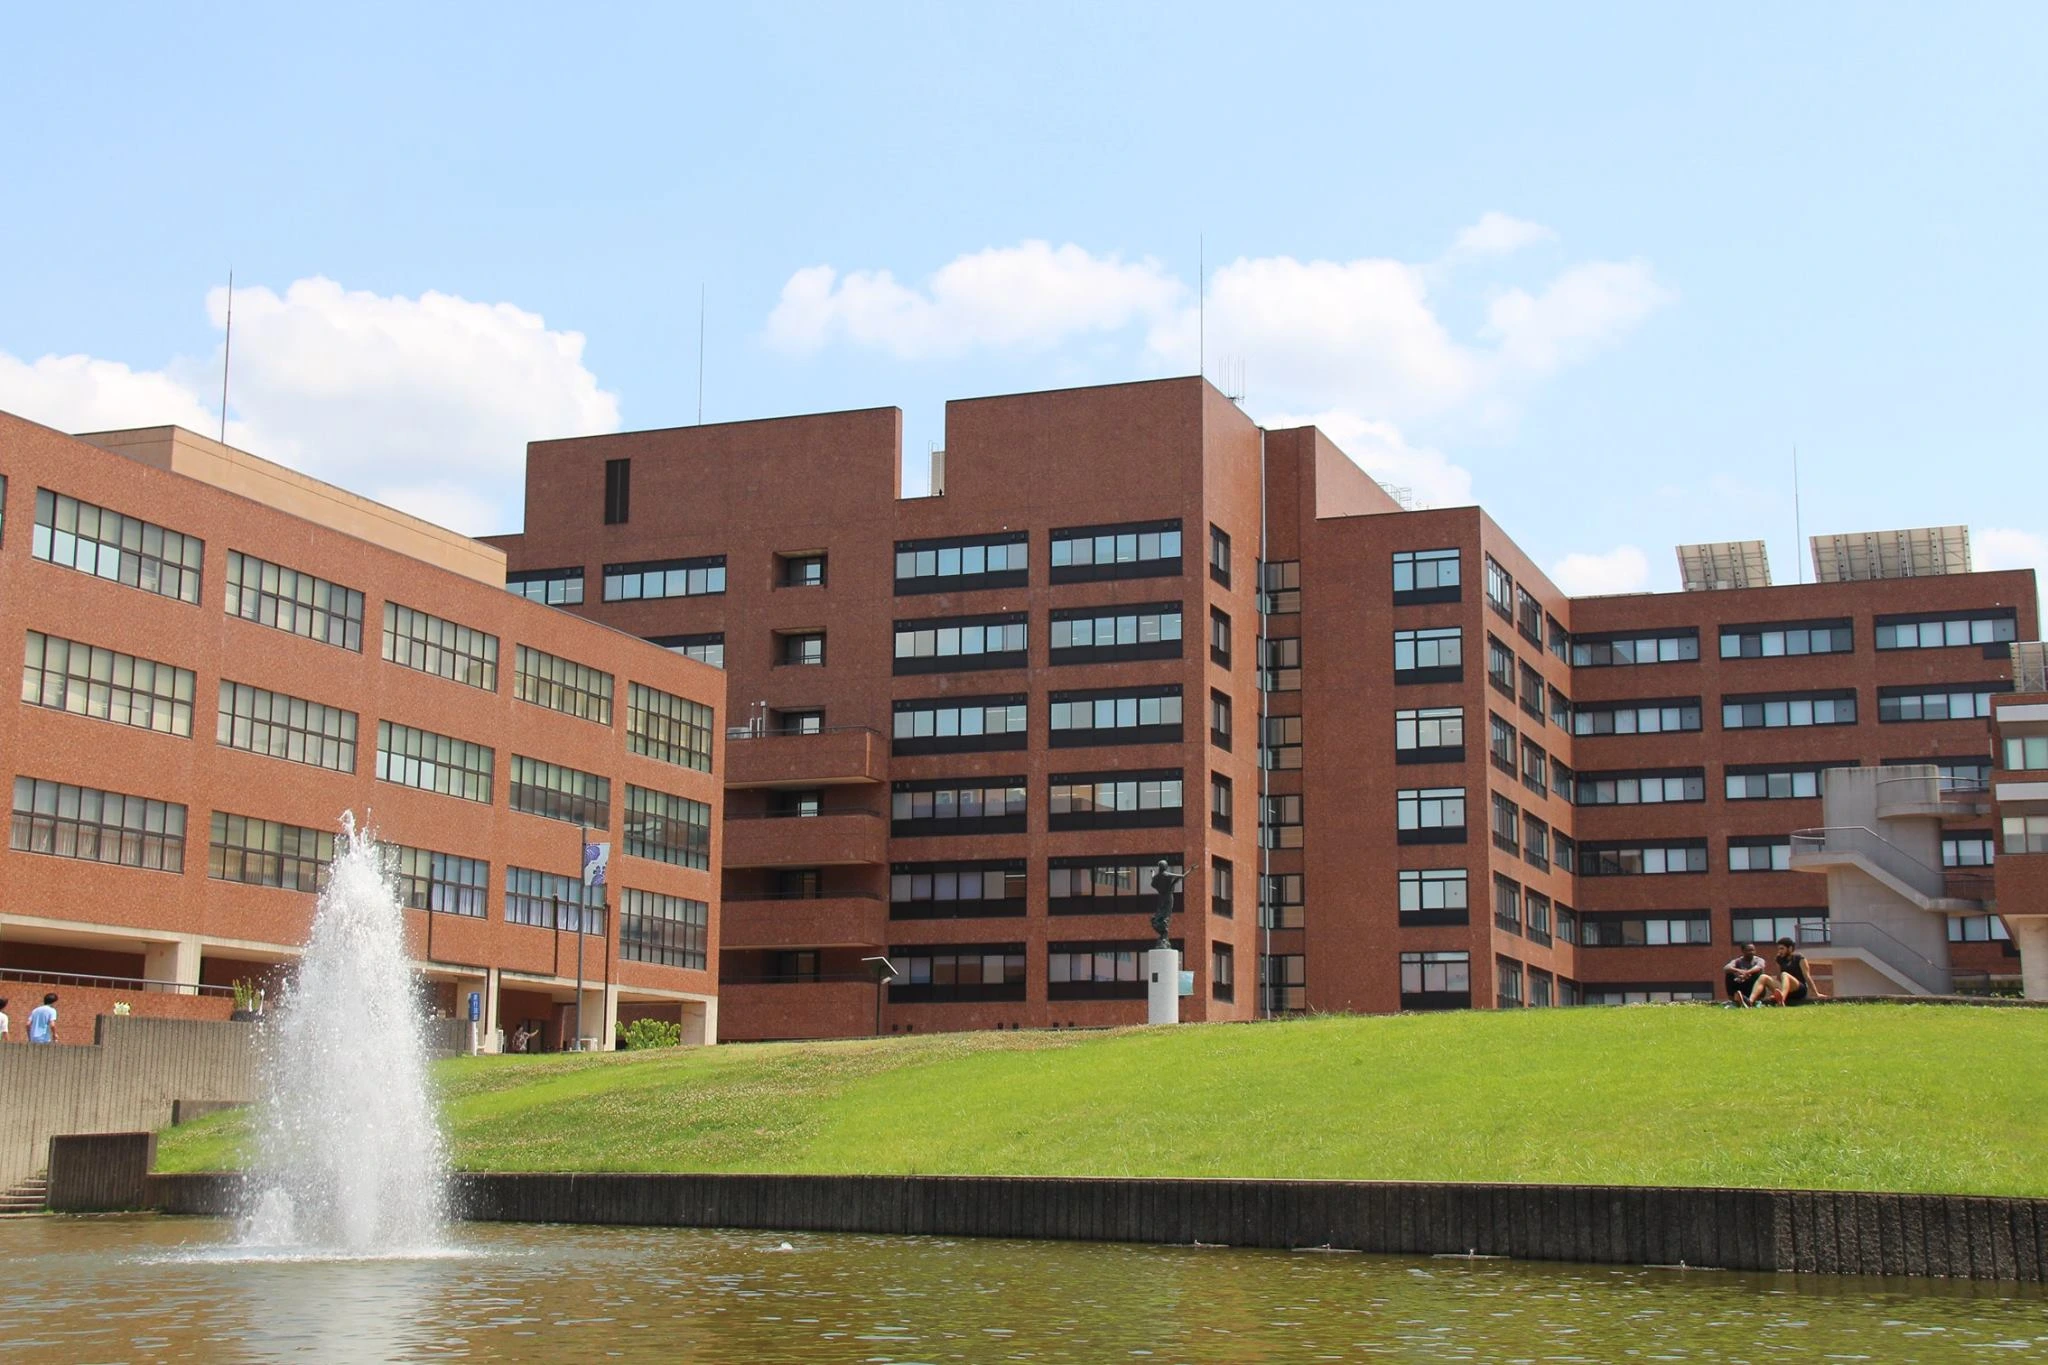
[604,458,632,525]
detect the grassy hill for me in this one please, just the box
[154,1004,2048,1195]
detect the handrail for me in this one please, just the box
[726,808,885,822]
[0,968,237,997]
[1812,917,1950,995]
[1790,825,1951,900]
[726,724,882,741]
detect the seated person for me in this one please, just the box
[1723,943,1767,1005]
[1746,936,1825,1006]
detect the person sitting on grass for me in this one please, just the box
[1723,943,1768,1006]
[1746,936,1824,1007]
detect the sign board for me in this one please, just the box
[467,991,482,1023]
[1177,970,1195,997]
[582,840,611,888]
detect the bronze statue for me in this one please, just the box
[1149,859,1186,947]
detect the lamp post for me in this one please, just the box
[860,955,897,1036]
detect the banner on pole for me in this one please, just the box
[582,840,611,887]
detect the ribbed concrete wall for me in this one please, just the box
[0,1016,256,1188]
[47,1132,156,1212]
[138,1171,2047,1282]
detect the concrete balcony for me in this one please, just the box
[717,979,878,1041]
[726,726,886,790]
[721,894,888,950]
[722,811,888,868]
[1790,826,1989,912]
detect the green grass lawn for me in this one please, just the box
[154,1004,2048,1194]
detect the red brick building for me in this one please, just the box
[489,377,2038,1038]
[0,413,722,1048]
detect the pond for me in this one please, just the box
[2,1217,2042,1362]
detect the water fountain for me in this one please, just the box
[237,814,450,1255]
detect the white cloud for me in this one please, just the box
[0,277,618,534]
[765,241,1185,359]
[1549,545,1651,596]
[1263,408,1473,509]
[1979,528,2048,630]
[1484,259,1673,377]
[1448,211,1556,258]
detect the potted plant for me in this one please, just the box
[230,978,265,1022]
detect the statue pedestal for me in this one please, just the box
[1146,947,1181,1025]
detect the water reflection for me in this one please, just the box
[0,1217,2041,1362]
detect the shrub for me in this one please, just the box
[619,1017,683,1050]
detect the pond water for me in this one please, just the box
[2,1217,2042,1362]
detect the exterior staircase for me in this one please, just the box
[0,1174,48,1218]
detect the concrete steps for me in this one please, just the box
[0,1174,48,1217]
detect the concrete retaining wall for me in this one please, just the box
[134,1170,2048,1282]
[47,1132,156,1212]
[0,1015,257,1188]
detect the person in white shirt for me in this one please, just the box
[0,997,10,1041]
[27,993,57,1044]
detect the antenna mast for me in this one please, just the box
[697,284,706,425]
[218,270,234,444]
[1793,443,1804,584]
[1198,234,1205,381]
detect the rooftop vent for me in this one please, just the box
[1810,525,1970,583]
[1677,540,1772,591]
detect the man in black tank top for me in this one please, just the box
[1746,936,1824,1006]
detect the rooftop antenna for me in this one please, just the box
[1793,443,1804,584]
[1198,234,1205,382]
[696,283,706,425]
[218,269,234,444]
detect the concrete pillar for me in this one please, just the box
[2009,918,2048,1000]
[143,938,201,994]
[697,996,718,1046]
[482,967,502,1053]
[1146,947,1181,1025]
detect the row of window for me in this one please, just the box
[1567,612,2014,666]
[1569,685,2006,735]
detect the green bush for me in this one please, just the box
[619,1017,683,1050]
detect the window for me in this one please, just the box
[507,566,584,606]
[1549,685,1570,730]
[2007,736,2048,771]
[1260,560,1301,613]
[627,682,715,771]
[623,785,711,870]
[1526,892,1553,945]
[1210,772,1233,832]
[1580,913,1713,947]
[602,555,727,602]
[1049,519,1183,583]
[382,603,499,691]
[1556,906,1578,949]
[1910,758,1996,791]
[1529,969,1554,1007]
[1491,793,1520,854]
[1209,524,1231,586]
[217,682,358,773]
[1263,714,1302,769]
[1519,662,1543,717]
[1398,869,1467,924]
[1400,951,1471,1008]
[1878,684,2006,723]
[1261,954,1307,1013]
[376,721,494,803]
[1942,833,1996,868]
[1489,713,1516,772]
[1524,815,1550,872]
[1548,617,1570,663]
[1725,763,1851,801]
[1874,611,2017,651]
[1579,841,1709,876]
[1048,769,1186,831]
[513,645,614,725]
[506,866,605,933]
[10,777,185,872]
[1515,586,1543,642]
[23,631,194,738]
[892,613,1025,673]
[1210,689,1232,749]
[1728,836,1792,872]
[892,777,1029,836]
[1572,629,1700,667]
[1497,957,1525,1008]
[1047,857,1174,916]
[1584,984,1714,1005]
[777,631,827,667]
[382,844,489,917]
[620,888,707,969]
[1048,941,1156,1000]
[509,755,610,829]
[2006,814,2048,854]
[208,812,333,891]
[1260,636,1301,691]
[892,695,1029,755]
[769,949,822,981]
[1212,943,1234,1000]
[1262,793,1304,848]
[1722,691,1857,729]
[1212,856,1234,917]
[1521,739,1548,797]
[603,457,630,524]
[1262,873,1305,928]
[893,944,1027,1002]
[652,632,725,669]
[32,490,202,604]
[1396,707,1464,763]
[895,533,1029,594]
[1733,910,1828,944]
[1719,619,1853,658]
[1575,769,1707,806]
[893,861,1028,918]
[1554,830,1577,870]
[1487,635,1514,694]
[1392,548,1460,603]
[1551,760,1575,805]
[1394,627,1463,681]
[1484,556,1513,619]
[1050,603,1183,664]
[1574,698,1703,736]
[779,553,826,588]
[1049,686,1183,747]
[1493,873,1522,933]
[225,552,363,650]
[1211,609,1232,667]
[1396,787,1465,843]
[1949,915,2010,943]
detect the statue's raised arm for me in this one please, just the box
[1148,859,1187,947]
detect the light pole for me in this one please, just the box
[861,955,897,1036]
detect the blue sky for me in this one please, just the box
[1,2,2042,595]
